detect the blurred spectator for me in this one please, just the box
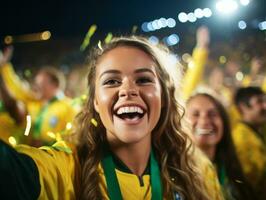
[0,46,78,146]
[232,86,266,199]
[186,93,255,200]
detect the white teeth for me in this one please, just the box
[116,106,144,115]
[137,107,143,114]
[195,128,214,135]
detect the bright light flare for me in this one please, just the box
[240,0,250,6]
[216,0,238,14]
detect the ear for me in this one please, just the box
[94,98,99,113]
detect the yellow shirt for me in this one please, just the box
[0,63,78,144]
[0,111,24,144]
[232,122,266,189]
[14,141,223,200]
[181,47,208,101]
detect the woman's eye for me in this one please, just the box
[103,79,120,86]
[136,77,152,84]
[209,111,219,118]
[192,112,199,117]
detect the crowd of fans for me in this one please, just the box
[0,26,265,199]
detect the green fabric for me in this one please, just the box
[101,147,163,200]
[102,149,123,200]
[0,140,40,200]
[112,152,150,175]
[150,149,163,200]
[33,96,59,138]
[0,101,5,112]
[218,164,226,186]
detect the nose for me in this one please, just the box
[197,114,212,128]
[119,80,139,98]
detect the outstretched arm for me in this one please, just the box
[0,139,79,199]
[0,46,37,103]
[181,26,210,101]
[0,140,40,199]
[0,76,27,124]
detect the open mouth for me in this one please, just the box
[114,106,146,121]
[195,128,215,136]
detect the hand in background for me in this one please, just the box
[0,46,13,66]
[196,26,210,49]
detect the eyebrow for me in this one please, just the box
[99,67,156,79]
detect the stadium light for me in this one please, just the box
[216,0,238,14]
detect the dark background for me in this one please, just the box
[1,0,265,70]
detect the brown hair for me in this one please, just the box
[73,36,211,200]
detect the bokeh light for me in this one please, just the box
[148,36,159,45]
[238,20,247,29]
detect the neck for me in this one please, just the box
[42,90,59,103]
[110,140,151,176]
[199,145,216,161]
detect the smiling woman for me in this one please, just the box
[186,93,256,200]
[0,36,223,200]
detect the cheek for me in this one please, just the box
[144,88,162,122]
[95,88,116,116]
[146,85,162,103]
[97,90,112,104]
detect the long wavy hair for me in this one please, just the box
[73,36,211,200]
[187,93,256,200]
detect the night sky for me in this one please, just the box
[1,0,265,38]
[1,0,265,68]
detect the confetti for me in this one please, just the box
[91,118,98,127]
[24,115,31,136]
[80,24,97,51]
[104,33,113,44]
[132,25,138,34]
[8,136,17,146]
[98,40,103,51]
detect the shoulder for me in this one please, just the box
[16,141,81,199]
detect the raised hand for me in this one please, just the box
[0,46,14,66]
[196,26,210,49]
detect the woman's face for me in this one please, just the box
[93,46,162,146]
[186,95,223,148]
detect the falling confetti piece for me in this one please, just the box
[91,118,98,127]
[80,24,97,51]
[104,33,113,44]
[24,115,31,136]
